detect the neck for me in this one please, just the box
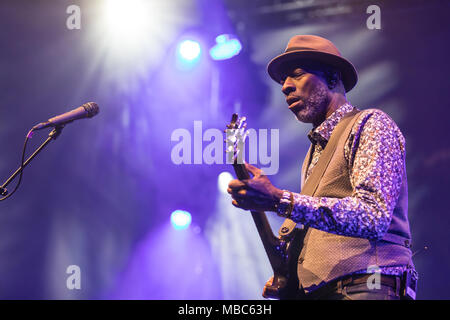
[313,93,348,127]
[325,93,348,119]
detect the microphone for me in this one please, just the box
[32,102,100,131]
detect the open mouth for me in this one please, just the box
[286,97,303,111]
[286,96,298,105]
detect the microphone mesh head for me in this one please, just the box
[83,102,100,118]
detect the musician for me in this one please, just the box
[227,35,417,300]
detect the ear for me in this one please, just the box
[326,70,340,90]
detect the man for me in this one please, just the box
[227,35,417,300]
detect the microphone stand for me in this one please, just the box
[0,126,64,197]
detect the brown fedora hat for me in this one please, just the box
[267,35,358,92]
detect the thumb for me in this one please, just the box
[245,162,262,177]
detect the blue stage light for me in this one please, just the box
[177,40,201,62]
[209,34,242,60]
[170,210,192,230]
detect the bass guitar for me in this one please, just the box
[225,113,306,299]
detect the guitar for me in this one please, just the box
[225,113,306,300]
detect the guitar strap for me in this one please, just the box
[278,108,361,240]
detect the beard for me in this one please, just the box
[291,85,329,126]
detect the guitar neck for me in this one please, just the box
[232,163,285,273]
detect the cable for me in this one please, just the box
[0,129,34,201]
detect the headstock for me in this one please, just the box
[225,113,249,165]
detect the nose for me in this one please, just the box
[281,76,295,96]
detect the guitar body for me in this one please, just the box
[275,228,307,300]
[226,113,306,300]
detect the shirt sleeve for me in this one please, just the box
[278,110,406,240]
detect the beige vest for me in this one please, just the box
[280,109,413,291]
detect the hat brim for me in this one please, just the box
[267,50,358,92]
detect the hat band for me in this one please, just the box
[285,46,317,53]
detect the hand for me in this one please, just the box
[262,276,276,299]
[227,163,283,212]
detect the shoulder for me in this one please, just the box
[353,108,405,144]
[345,107,406,160]
[355,108,398,127]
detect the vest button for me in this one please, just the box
[298,258,304,264]
[281,227,290,234]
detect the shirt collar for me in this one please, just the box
[307,103,355,147]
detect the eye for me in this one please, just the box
[293,70,305,78]
[280,71,304,85]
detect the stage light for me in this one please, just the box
[209,34,242,60]
[218,171,233,194]
[103,0,149,40]
[177,39,202,66]
[93,0,197,91]
[170,210,192,230]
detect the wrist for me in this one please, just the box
[270,188,284,212]
[273,188,284,203]
[275,190,294,217]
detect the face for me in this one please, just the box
[280,65,330,127]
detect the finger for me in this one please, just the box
[228,179,246,190]
[245,162,262,177]
[262,276,274,298]
[232,199,242,208]
[232,188,257,199]
[231,188,259,201]
[237,189,247,197]
[232,199,249,210]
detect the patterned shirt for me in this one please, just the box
[278,103,409,277]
